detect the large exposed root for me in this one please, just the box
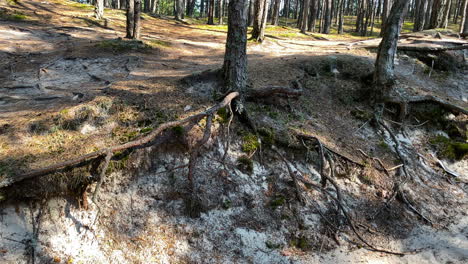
[0,92,240,189]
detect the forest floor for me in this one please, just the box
[1,0,467,263]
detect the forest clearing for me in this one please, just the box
[0,0,467,263]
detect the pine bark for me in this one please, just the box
[374,0,409,99]
[208,0,215,24]
[300,0,310,32]
[252,0,269,41]
[134,0,141,39]
[323,0,332,33]
[223,0,249,93]
[461,0,468,34]
[95,0,105,19]
[126,0,135,38]
[271,0,281,25]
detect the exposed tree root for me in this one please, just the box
[386,94,468,121]
[0,92,240,189]
[274,145,408,256]
[375,118,434,226]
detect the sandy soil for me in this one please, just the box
[0,0,467,263]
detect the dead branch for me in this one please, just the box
[387,94,468,116]
[246,86,302,100]
[292,130,366,167]
[1,92,240,189]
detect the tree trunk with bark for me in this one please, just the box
[251,0,269,42]
[308,0,317,32]
[461,0,468,35]
[300,0,310,32]
[126,0,135,38]
[322,0,332,33]
[373,0,409,100]
[95,0,105,19]
[218,0,224,24]
[271,0,281,25]
[208,0,215,24]
[134,0,141,39]
[175,0,184,20]
[223,0,249,94]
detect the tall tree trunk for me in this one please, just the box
[218,0,224,24]
[374,0,409,99]
[300,0,310,32]
[271,0,281,25]
[284,0,290,17]
[95,0,105,19]
[134,0,141,39]
[461,0,468,34]
[380,0,390,36]
[308,0,317,31]
[208,0,215,24]
[126,0,135,38]
[443,0,452,28]
[322,0,331,33]
[248,0,255,26]
[429,0,449,28]
[223,0,249,93]
[200,0,205,17]
[252,0,269,41]
[337,0,344,33]
[175,0,183,20]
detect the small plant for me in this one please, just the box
[95,39,151,53]
[146,39,172,48]
[172,125,184,136]
[241,133,260,154]
[269,195,285,209]
[258,127,275,147]
[430,135,468,160]
[289,236,309,250]
[237,155,253,174]
[216,107,229,123]
[378,140,390,151]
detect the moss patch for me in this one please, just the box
[95,39,151,53]
[430,135,468,160]
[237,155,253,174]
[0,9,28,21]
[241,133,260,153]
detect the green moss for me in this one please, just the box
[146,39,172,48]
[350,108,372,121]
[289,236,309,250]
[172,125,184,136]
[265,241,281,249]
[216,107,229,123]
[222,199,232,209]
[430,135,468,160]
[258,127,275,147]
[237,155,253,174]
[378,140,390,151]
[241,133,260,153]
[269,195,286,209]
[0,10,28,21]
[95,39,151,53]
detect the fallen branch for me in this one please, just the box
[0,92,240,189]
[292,130,366,167]
[387,94,468,116]
[246,86,302,99]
